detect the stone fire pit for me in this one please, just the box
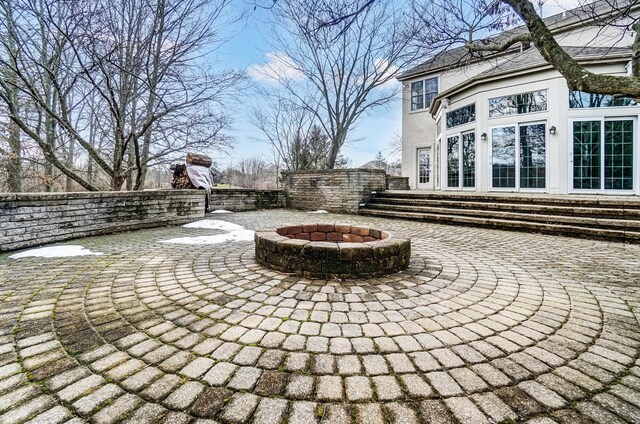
[254,223,411,279]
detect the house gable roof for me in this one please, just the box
[428,45,632,115]
[398,0,637,81]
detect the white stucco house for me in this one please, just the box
[399,1,640,195]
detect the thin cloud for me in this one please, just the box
[248,52,304,84]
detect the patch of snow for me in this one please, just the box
[183,220,244,231]
[165,219,254,245]
[210,210,233,214]
[162,230,255,245]
[307,210,329,214]
[10,245,103,259]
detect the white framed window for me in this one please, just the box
[446,103,476,129]
[569,91,637,108]
[410,77,439,111]
[446,131,476,189]
[490,121,547,191]
[570,117,637,193]
[489,89,548,117]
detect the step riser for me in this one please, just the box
[378,192,640,209]
[359,209,640,243]
[364,204,640,230]
[370,199,640,219]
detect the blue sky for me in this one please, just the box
[214,0,581,169]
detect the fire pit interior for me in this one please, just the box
[254,223,411,279]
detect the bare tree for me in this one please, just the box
[260,0,423,169]
[251,96,333,171]
[224,156,279,189]
[0,0,242,191]
[292,0,640,99]
[0,1,22,192]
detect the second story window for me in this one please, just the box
[424,77,438,107]
[411,81,424,111]
[446,103,476,128]
[410,77,438,111]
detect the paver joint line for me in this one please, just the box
[0,210,639,424]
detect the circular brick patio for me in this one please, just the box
[0,210,639,423]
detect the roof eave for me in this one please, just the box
[399,2,640,82]
[428,54,631,116]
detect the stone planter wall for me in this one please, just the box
[210,189,285,212]
[282,169,387,213]
[387,176,410,190]
[0,190,205,252]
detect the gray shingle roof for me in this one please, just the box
[398,0,636,81]
[475,45,631,79]
[428,45,632,114]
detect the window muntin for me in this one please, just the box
[418,148,431,184]
[569,91,637,108]
[573,121,602,189]
[604,120,633,190]
[489,90,548,117]
[573,119,635,191]
[410,77,438,111]
[411,81,424,111]
[446,104,475,128]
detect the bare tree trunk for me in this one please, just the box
[1,0,22,192]
[6,115,22,192]
[65,129,76,191]
[326,131,347,169]
[135,0,166,190]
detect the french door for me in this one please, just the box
[446,131,475,189]
[491,123,546,191]
[417,147,432,189]
[572,119,635,192]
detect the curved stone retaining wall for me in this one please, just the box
[0,190,205,252]
[255,223,411,279]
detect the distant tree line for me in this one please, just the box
[0,0,241,192]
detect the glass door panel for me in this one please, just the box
[417,148,431,187]
[435,141,440,189]
[520,124,546,189]
[447,136,459,188]
[492,127,516,188]
[462,132,475,188]
[604,120,633,190]
[573,121,601,190]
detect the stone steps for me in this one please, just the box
[360,191,640,243]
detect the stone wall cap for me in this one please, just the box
[0,189,201,202]
[281,168,387,176]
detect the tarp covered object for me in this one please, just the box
[186,163,214,189]
[186,163,214,211]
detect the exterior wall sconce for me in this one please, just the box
[481,133,487,142]
[549,126,557,135]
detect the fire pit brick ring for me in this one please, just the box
[254,223,411,279]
